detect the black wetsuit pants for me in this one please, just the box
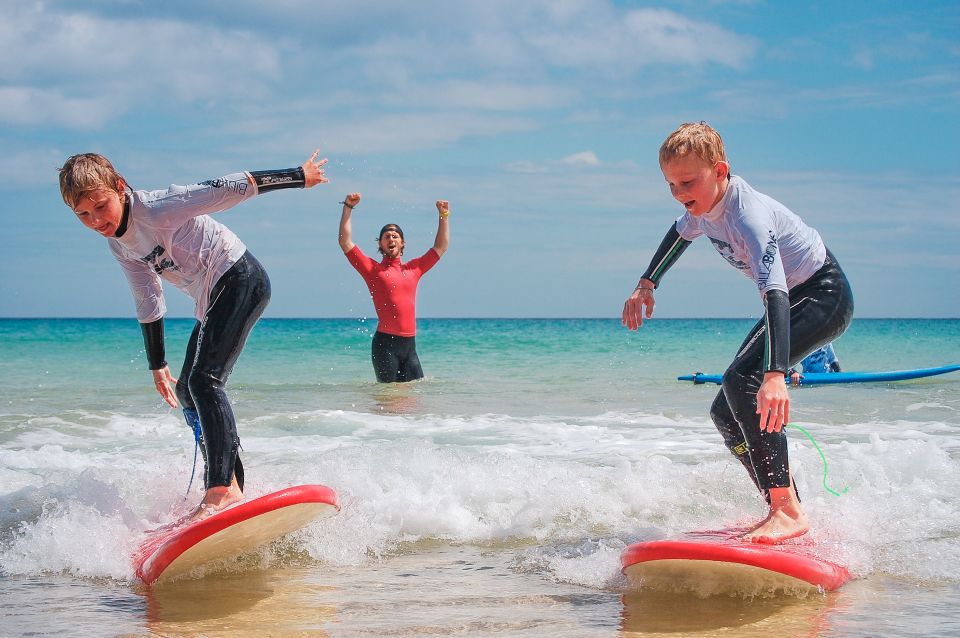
[175,251,271,490]
[371,331,424,383]
[711,249,854,494]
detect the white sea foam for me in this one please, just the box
[4,405,958,586]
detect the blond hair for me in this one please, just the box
[58,153,125,208]
[659,122,727,167]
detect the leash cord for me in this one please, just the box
[787,422,848,497]
[183,409,203,497]
[185,437,199,497]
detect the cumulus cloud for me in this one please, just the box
[330,111,538,154]
[560,151,601,166]
[506,150,603,173]
[0,87,119,129]
[0,147,80,189]
[0,1,757,133]
[386,80,574,112]
[522,7,756,71]
[0,3,282,129]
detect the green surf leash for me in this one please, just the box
[786,422,848,497]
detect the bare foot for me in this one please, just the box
[187,474,244,522]
[740,486,809,544]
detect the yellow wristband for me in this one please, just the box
[439,210,450,219]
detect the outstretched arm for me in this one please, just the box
[248,149,329,191]
[433,200,450,257]
[622,223,691,330]
[339,192,361,253]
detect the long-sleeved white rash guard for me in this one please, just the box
[107,173,258,322]
[674,175,826,297]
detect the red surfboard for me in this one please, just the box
[134,484,339,585]
[622,530,852,594]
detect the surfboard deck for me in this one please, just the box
[622,530,852,594]
[678,364,960,386]
[134,484,339,585]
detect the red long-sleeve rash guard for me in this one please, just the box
[346,245,440,337]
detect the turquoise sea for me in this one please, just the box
[2,317,959,637]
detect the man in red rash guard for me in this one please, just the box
[338,192,450,382]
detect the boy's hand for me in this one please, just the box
[622,282,656,330]
[302,149,329,187]
[436,200,449,216]
[757,372,790,433]
[151,367,179,408]
[344,192,361,208]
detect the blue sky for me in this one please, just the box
[1,0,957,318]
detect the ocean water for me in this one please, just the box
[1,317,959,637]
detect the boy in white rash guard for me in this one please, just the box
[621,122,854,544]
[59,151,329,519]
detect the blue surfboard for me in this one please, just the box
[678,364,960,386]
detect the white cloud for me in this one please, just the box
[388,80,574,112]
[0,3,282,128]
[306,112,539,155]
[520,7,756,71]
[506,150,605,174]
[560,151,601,166]
[0,147,81,189]
[0,87,119,129]
[0,1,760,138]
[504,161,549,174]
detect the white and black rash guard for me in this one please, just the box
[653,175,827,373]
[674,175,826,296]
[111,167,306,370]
[108,173,258,323]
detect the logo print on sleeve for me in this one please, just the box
[756,232,778,290]
[198,177,249,195]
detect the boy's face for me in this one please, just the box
[661,155,729,217]
[72,186,124,237]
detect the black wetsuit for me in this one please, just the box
[174,251,271,490]
[639,175,854,496]
[371,332,424,383]
[710,250,853,492]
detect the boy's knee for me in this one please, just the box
[721,367,762,414]
[710,393,746,453]
[187,368,224,397]
[720,367,745,394]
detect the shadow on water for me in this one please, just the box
[135,569,337,636]
[619,589,846,637]
[370,381,423,415]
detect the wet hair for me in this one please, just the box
[58,153,126,208]
[377,223,404,255]
[659,122,728,168]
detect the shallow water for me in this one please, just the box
[2,318,959,636]
[3,549,959,637]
